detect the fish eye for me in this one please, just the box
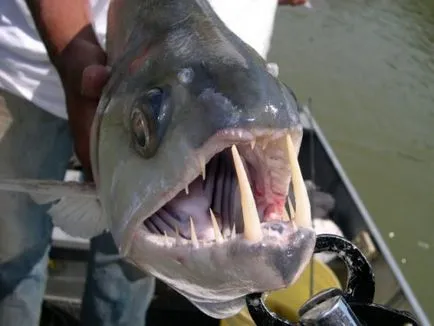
[130,88,165,158]
[147,88,163,113]
[131,108,150,148]
[130,87,171,158]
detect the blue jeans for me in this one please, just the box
[0,89,155,325]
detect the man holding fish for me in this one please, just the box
[0,0,313,325]
[0,1,154,325]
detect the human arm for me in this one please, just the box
[25,0,110,179]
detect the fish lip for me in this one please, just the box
[119,126,303,255]
[127,223,316,316]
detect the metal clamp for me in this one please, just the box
[245,234,420,325]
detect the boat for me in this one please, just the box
[39,1,429,324]
[41,103,429,326]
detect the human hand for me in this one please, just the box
[56,37,110,181]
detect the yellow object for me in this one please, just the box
[48,259,56,270]
[220,258,341,326]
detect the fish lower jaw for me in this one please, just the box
[140,219,298,249]
[127,225,317,320]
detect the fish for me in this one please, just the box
[0,0,316,319]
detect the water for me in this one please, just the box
[269,0,434,322]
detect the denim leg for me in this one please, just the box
[0,90,73,326]
[80,232,156,326]
[0,245,51,325]
[0,89,155,326]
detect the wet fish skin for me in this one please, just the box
[0,0,316,319]
[94,0,302,250]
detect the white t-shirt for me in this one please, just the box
[0,0,277,120]
[0,0,109,119]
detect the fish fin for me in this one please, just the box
[48,196,108,239]
[0,178,104,238]
[0,178,97,200]
[31,193,64,205]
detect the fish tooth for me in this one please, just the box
[185,185,189,195]
[262,139,269,150]
[209,209,224,243]
[250,140,256,150]
[231,224,236,239]
[199,156,206,180]
[190,217,199,248]
[282,207,290,221]
[164,231,169,247]
[285,135,312,228]
[288,196,295,220]
[231,145,262,242]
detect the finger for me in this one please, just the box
[72,123,94,182]
[66,96,98,181]
[81,65,111,99]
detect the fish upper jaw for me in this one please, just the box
[119,125,308,252]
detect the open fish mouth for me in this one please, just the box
[125,127,315,318]
[138,127,311,249]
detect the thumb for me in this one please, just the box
[81,64,111,99]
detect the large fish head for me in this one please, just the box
[94,5,315,319]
